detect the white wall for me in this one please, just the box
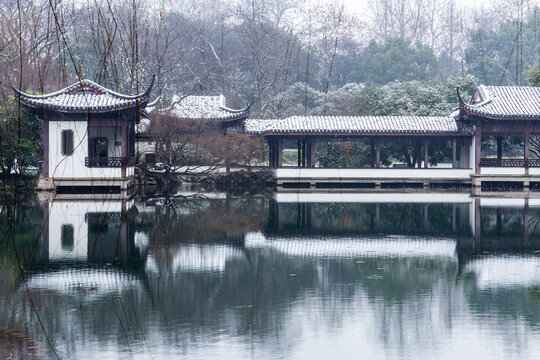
[48,201,126,262]
[452,137,473,169]
[480,167,525,175]
[48,120,134,179]
[275,168,473,179]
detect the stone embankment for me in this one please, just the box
[139,167,276,194]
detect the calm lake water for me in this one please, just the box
[1,192,540,359]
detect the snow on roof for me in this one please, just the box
[461,85,540,120]
[14,78,154,114]
[166,94,249,121]
[245,115,471,135]
[243,118,275,133]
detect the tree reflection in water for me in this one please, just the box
[0,195,540,359]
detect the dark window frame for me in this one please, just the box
[61,130,74,156]
[61,224,74,251]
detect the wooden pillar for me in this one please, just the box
[370,139,375,168]
[301,137,306,167]
[297,137,302,167]
[308,137,317,168]
[417,141,422,168]
[423,138,429,169]
[42,115,49,178]
[475,125,482,175]
[524,130,529,175]
[267,137,275,167]
[276,137,283,167]
[376,138,381,168]
[122,119,127,178]
[496,136,503,160]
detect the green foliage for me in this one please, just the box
[317,138,381,168]
[0,96,42,175]
[466,14,540,85]
[445,75,478,104]
[527,64,540,86]
[359,38,438,85]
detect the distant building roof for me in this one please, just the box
[13,77,154,114]
[460,85,540,120]
[245,115,471,136]
[166,94,250,121]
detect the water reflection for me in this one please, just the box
[1,193,540,359]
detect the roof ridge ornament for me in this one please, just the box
[457,87,465,107]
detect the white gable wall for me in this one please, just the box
[49,120,133,179]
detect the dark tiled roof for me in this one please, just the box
[166,95,250,121]
[245,115,471,135]
[461,85,540,119]
[14,78,154,113]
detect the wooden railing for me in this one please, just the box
[85,157,136,167]
[480,158,540,167]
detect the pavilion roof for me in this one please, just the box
[245,115,471,136]
[165,94,250,121]
[460,85,540,120]
[13,77,154,114]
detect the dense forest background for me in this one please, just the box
[1,0,540,171]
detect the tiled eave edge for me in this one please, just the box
[460,106,540,121]
[171,112,249,122]
[257,131,471,136]
[17,100,149,115]
[213,112,250,122]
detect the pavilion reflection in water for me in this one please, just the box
[33,193,540,281]
[7,193,540,360]
[29,199,149,298]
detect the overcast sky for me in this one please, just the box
[341,0,492,14]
